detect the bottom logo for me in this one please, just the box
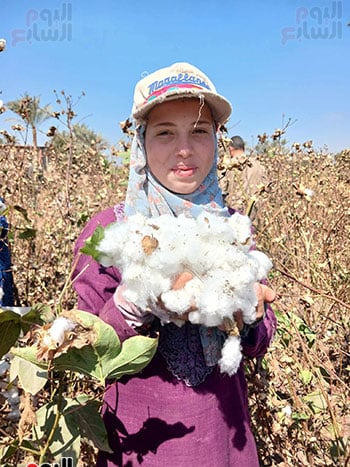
[27,458,73,467]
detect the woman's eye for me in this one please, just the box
[193,128,208,134]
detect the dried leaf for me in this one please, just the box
[35,314,95,361]
[141,235,159,255]
[18,393,36,441]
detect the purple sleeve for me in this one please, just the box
[241,305,277,358]
[72,207,137,342]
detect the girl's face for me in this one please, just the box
[144,99,216,194]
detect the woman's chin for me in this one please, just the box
[166,181,199,195]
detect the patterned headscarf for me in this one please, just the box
[124,126,229,219]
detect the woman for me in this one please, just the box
[72,62,276,466]
[0,197,15,307]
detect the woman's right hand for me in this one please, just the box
[154,271,196,323]
[172,271,194,290]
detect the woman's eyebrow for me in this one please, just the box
[151,121,177,127]
[193,120,212,126]
[152,119,212,127]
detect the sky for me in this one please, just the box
[0,0,349,153]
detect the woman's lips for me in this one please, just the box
[173,167,196,177]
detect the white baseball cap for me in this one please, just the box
[132,62,232,125]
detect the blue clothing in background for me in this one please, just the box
[0,198,14,306]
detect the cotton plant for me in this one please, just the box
[83,211,272,375]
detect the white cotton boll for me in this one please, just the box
[97,224,129,265]
[123,268,172,310]
[191,240,224,273]
[123,281,149,309]
[176,213,197,232]
[161,277,201,315]
[94,211,273,333]
[146,274,172,304]
[46,317,76,347]
[97,236,120,263]
[192,265,256,326]
[218,335,243,376]
[232,287,258,325]
[248,250,273,280]
[226,264,256,291]
[147,245,183,276]
[198,213,236,245]
[183,243,210,275]
[199,291,240,325]
[189,308,223,327]
[224,247,249,272]
[125,237,149,264]
[241,304,258,325]
[122,263,145,282]
[228,212,252,247]
[98,253,116,268]
[127,213,148,230]
[199,273,234,317]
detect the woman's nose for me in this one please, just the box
[176,135,193,158]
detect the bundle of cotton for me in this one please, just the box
[83,211,273,375]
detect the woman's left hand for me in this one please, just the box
[234,283,276,331]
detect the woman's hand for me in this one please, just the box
[172,271,194,291]
[234,283,276,331]
[172,275,276,330]
[159,271,195,321]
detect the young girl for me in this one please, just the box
[72,62,276,466]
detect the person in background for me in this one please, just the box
[219,135,268,222]
[73,62,276,466]
[0,197,15,306]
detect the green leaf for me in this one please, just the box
[107,334,158,380]
[53,310,122,382]
[291,411,310,422]
[13,205,30,222]
[9,356,48,394]
[0,308,21,325]
[318,366,331,385]
[67,395,112,453]
[0,439,37,463]
[11,310,157,384]
[80,225,105,261]
[303,390,327,414]
[0,306,49,358]
[33,396,112,458]
[11,345,49,370]
[12,310,122,382]
[0,310,21,358]
[34,400,80,461]
[18,227,36,239]
[299,369,313,385]
[19,305,47,334]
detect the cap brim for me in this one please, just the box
[133,89,232,125]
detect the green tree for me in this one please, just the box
[51,122,108,158]
[6,94,51,148]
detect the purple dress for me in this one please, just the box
[72,205,277,467]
